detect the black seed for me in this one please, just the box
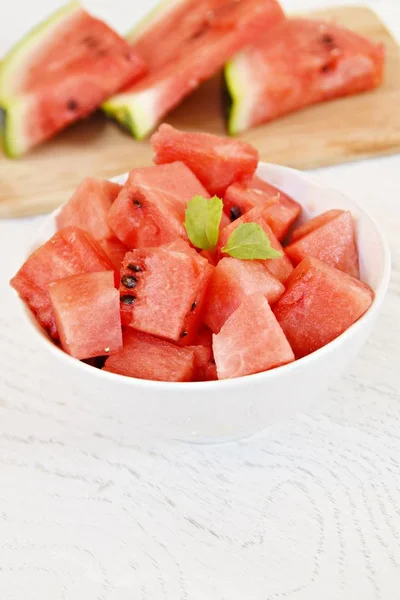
[82,35,98,49]
[67,99,78,111]
[321,63,334,73]
[127,264,142,272]
[191,301,197,311]
[230,206,242,221]
[121,275,137,289]
[321,33,335,45]
[180,330,188,338]
[133,198,142,208]
[120,294,136,305]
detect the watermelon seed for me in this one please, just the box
[127,264,142,272]
[191,301,197,311]
[321,33,335,46]
[121,275,137,289]
[321,63,334,73]
[180,330,188,338]
[121,295,136,305]
[230,206,241,221]
[133,198,142,208]
[67,99,78,111]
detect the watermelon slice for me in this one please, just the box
[107,162,208,248]
[103,329,195,382]
[273,257,374,358]
[57,178,122,241]
[225,18,384,134]
[119,242,213,343]
[49,271,122,359]
[151,124,259,196]
[218,204,294,283]
[224,175,301,241]
[285,210,360,278]
[10,226,114,338]
[213,294,295,379]
[204,257,284,333]
[102,0,285,139]
[0,2,146,156]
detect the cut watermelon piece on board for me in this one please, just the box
[102,0,285,139]
[10,226,115,338]
[273,257,374,358]
[49,271,122,359]
[204,257,284,333]
[103,329,195,382]
[107,162,208,248]
[224,18,384,134]
[151,124,259,196]
[0,2,146,156]
[218,204,294,283]
[213,294,294,379]
[119,243,213,343]
[57,178,122,241]
[224,175,302,241]
[285,210,360,278]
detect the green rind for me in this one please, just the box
[0,100,29,157]
[223,58,249,136]
[103,90,158,140]
[126,0,186,43]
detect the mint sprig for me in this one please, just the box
[184,195,223,250]
[221,223,282,260]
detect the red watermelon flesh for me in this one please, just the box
[213,294,295,379]
[291,209,343,242]
[119,244,213,343]
[225,18,384,134]
[224,175,301,240]
[10,226,114,338]
[49,271,122,360]
[195,327,213,348]
[285,211,360,278]
[204,257,284,333]
[57,178,121,241]
[151,123,259,196]
[218,204,294,283]
[107,162,208,248]
[103,329,195,382]
[0,4,146,156]
[100,237,130,272]
[186,344,217,381]
[273,257,374,359]
[103,0,285,139]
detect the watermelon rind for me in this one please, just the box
[102,87,159,141]
[0,1,81,157]
[126,0,187,44]
[224,54,255,136]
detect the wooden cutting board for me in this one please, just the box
[1,5,399,218]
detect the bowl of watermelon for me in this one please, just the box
[10,126,390,443]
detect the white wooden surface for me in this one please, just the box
[1,1,400,598]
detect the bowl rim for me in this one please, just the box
[15,162,391,391]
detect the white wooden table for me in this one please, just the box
[1,1,400,598]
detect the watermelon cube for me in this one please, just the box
[273,257,374,358]
[204,257,284,333]
[290,209,343,242]
[285,210,360,278]
[224,175,301,240]
[218,204,294,283]
[49,271,122,360]
[103,329,195,382]
[107,162,209,248]
[213,294,295,379]
[10,226,114,338]
[151,124,259,196]
[56,178,122,241]
[119,242,213,343]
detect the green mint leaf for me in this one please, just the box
[184,195,223,250]
[221,223,283,260]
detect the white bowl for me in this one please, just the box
[14,163,391,443]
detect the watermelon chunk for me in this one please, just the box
[49,271,122,359]
[224,175,301,240]
[99,237,130,272]
[204,257,284,333]
[10,226,114,338]
[107,162,208,248]
[57,178,122,241]
[102,0,285,139]
[0,3,146,156]
[291,209,344,242]
[285,210,360,278]
[213,294,295,379]
[225,18,384,134]
[218,204,294,283]
[273,257,374,358]
[186,344,217,381]
[151,124,259,196]
[119,243,213,343]
[103,329,195,382]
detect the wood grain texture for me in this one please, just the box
[1,5,400,218]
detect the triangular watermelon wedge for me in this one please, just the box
[0,2,146,156]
